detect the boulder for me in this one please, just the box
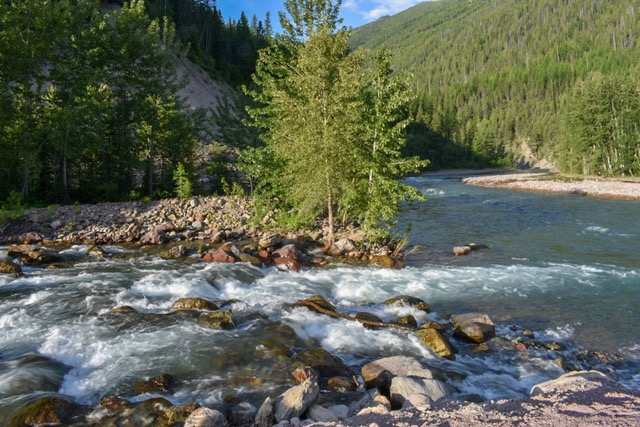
[370,255,404,269]
[453,246,472,256]
[383,295,431,313]
[196,310,235,329]
[10,395,85,426]
[273,243,300,260]
[184,407,229,427]
[8,245,63,265]
[162,245,187,259]
[0,259,22,277]
[389,376,452,408]
[327,404,349,420]
[453,313,495,343]
[17,232,44,244]
[530,371,612,396]
[133,373,176,395]
[327,238,356,257]
[308,405,339,423]
[202,248,236,263]
[395,315,418,327]
[291,348,353,380]
[297,295,338,313]
[254,397,274,427]
[415,328,457,360]
[355,312,384,328]
[164,402,201,425]
[273,256,301,272]
[327,376,357,392]
[361,356,436,395]
[258,233,282,249]
[238,253,261,266]
[274,377,320,422]
[140,229,169,245]
[229,401,257,426]
[171,297,219,311]
[87,245,106,258]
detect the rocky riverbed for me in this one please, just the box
[463,172,640,200]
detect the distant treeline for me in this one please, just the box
[351,0,640,175]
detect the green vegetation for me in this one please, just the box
[244,0,426,242]
[351,0,640,175]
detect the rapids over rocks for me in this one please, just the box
[0,173,639,425]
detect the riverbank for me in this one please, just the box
[0,196,405,270]
[305,371,640,427]
[462,171,640,200]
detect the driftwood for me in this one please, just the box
[296,299,419,332]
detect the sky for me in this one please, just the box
[216,0,431,32]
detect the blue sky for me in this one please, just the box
[217,0,430,31]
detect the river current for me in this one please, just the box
[1,173,639,418]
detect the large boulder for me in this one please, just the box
[453,313,495,343]
[415,328,457,360]
[327,239,356,257]
[361,356,436,395]
[7,245,63,265]
[389,376,452,408]
[273,377,320,422]
[254,397,274,427]
[272,243,300,260]
[184,407,229,427]
[530,371,612,396]
[384,295,431,313]
[17,232,44,244]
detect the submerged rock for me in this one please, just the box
[296,295,338,313]
[453,313,496,343]
[383,295,431,313]
[355,312,384,328]
[416,328,457,360]
[0,353,71,397]
[196,310,235,329]
[7,394,87,426]
[133,373,176,395]
[370,255,404,269]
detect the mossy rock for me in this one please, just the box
[7,395,87,427]
[133,373,176,395]
[415,328,456,360]
[383,295,431,313]
[196,310,235,329]
[394,315,418,328]
[171,297,219,312]
[296,295,337,313]
[0,260,22,277]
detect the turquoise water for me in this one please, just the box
[0,173,638,419]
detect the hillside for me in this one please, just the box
[351,0,640,170]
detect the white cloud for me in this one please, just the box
[357,0,427,21]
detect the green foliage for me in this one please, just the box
[351,0,640,173]
[173,163,193,198]
[0,0,200,204]
[0,191,25,227]
[556,74,640,176]
[245,0,425,241]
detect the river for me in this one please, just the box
[1,173,639,420]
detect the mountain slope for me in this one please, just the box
[351,0,640,169]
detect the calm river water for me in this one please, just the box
[1,173,639,419]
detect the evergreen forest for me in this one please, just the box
[351,0,640,174]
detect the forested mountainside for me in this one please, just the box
[0,0,268,207]
[351,0,640,173]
